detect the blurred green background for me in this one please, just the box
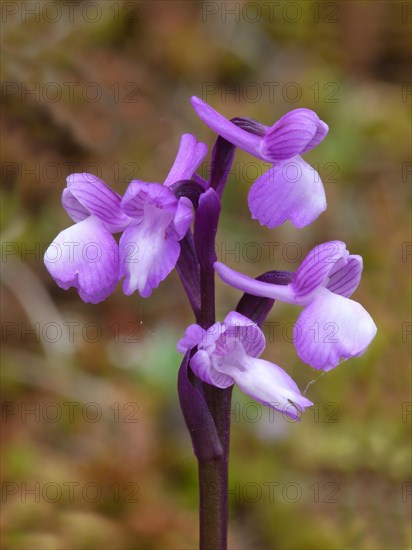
[1,1,411,548]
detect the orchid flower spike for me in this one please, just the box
[120,134,207,297]
[178,312,313,420]
[215,241,377,372]
[191,96,329,228]
[44,173,130,304]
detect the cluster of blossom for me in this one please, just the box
[44,133,206,302]
[45,97,376,421]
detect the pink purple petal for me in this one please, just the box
[261,109,319,161]
[326,255,363,298]
[43,217,119,304]
[294,290,377,371]
[248,156,327,229]
[191,96,262,159]
[66,173,129,232]
[214,261,294,303]
[163,133,208,187]
[168,197,193,241]
[200,322,226,354]
[122,180,177,224]
[292,241,347,300]
[191,350,235,388]
[177,324,206,353]
[221,355,313,420]
[301,119,329,154]
[223,311,266,358]
[62,188,89,223]
[120,224,180,297]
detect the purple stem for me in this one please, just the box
[194,188,231,550]
[198,384,232,550]
[174,169,235,547]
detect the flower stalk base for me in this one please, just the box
[198,385,232,550]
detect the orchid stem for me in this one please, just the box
[198,385,232,550]
[197,239,232,549]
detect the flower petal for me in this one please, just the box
[223,311,265,358]
[294,290,377,371]
[62,188,89,223]
[120,224,180,297]
[292,241,348,300]
[326,255,363,298]
[235,270,293,326]
[168,197,193,241]
[44,217,119,304]
[198,322,226,354]
[248,156,327,229]
[214,261,294,303]
[301,119,329,154]
[191,96,262,158]
[222,355,313,420]
[191,350,234,388]
[66,173,129,232]
[122,180,177,224]
[163,133,208,187]
[261,109,318,161]
[177,324,206,354]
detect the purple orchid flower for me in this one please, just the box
[191,96,329,228]
[44,135,208,302]
[120,134,207,297]
[214,241,377,372]
[177,311,313,421]
[44,173,129,304]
